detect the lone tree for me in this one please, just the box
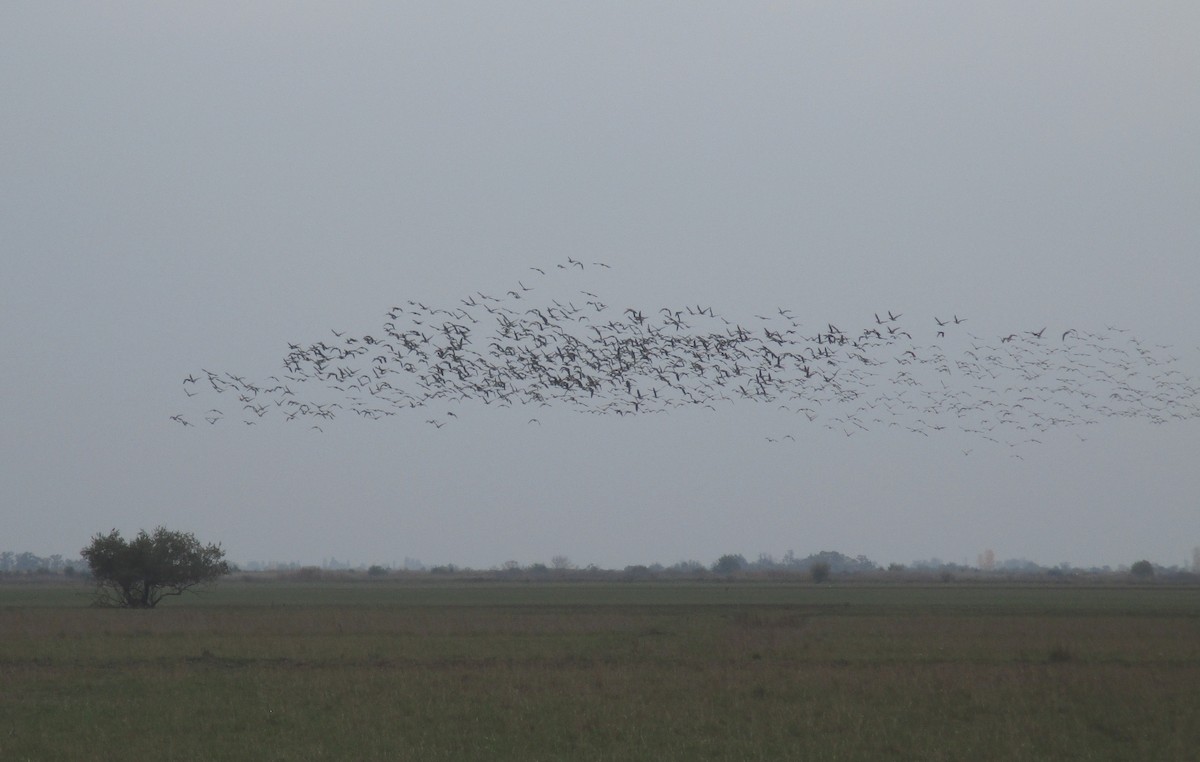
[1129,559,1155,580]
[712,554,747,576]
[80,526,230,608]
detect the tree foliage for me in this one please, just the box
[80,527,230,608]
[712,554,747,575]
[1130,560,1155,579]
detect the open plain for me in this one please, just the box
[1,578,1197,761]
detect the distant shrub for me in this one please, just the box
[1130,560,1155,579]
[712,554,746,575]
[623,565,653,580]
[367,565,389,577]
[295,566,322,582]
[810,562,831,584]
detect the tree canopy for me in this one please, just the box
[1130,560,1155,579]
[80,526,230,608]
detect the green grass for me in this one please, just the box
[2,580,1198,760]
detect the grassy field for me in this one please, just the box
[1,579,1197,760]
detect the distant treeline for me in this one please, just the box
[0,551,85,576]
[6,547,1197,581]
[234,549,1200,582]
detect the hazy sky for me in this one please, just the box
[4,2,1198,570]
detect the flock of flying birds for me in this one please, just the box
[174,259,1200,455]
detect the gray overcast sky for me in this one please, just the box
[3,2,1198,569]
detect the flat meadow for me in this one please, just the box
[1,578,1197,760]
